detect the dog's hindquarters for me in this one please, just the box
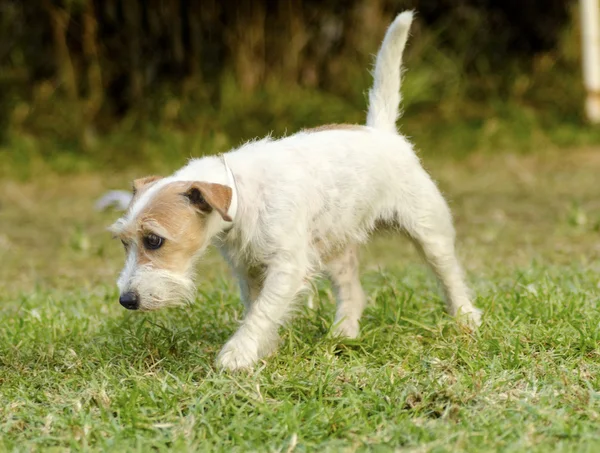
[365,12,480,326]
[366,11,413,133]
[394,171,481,326]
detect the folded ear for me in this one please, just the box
[183,182,233,221]
[132,175,162,194]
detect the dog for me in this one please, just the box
[109,11,481,371]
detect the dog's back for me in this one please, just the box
[223,11,420,257]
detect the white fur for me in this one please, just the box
[117,248,137,292]
[129,266,196,310]
[367,11,413,133]
[115,11,481,370]
[116,245,196,311]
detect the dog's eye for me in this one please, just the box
[143,234,163,250]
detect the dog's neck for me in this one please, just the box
[220,155,238,227]
[172,155,239,225]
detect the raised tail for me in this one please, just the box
[366,11,414,133]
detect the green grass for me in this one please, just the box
[2,265,600,451]
[1,151,600,451]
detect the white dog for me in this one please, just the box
[109,11,481,370]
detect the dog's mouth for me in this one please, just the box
[137,294,167,312]
[123,268,197,311]
[131,292,193,312]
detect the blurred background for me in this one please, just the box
[0,0,592,176]
[1,0,600,295]
[4,3,600,447]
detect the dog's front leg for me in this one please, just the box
[217,257,308,371]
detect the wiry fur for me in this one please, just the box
[110,11,481,371]
[129,266,196,310]
[367,11,413,132]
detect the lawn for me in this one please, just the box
[1,148,600,452]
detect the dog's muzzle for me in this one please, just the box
[119,291,140,310]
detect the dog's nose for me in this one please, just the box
[119,291,139,310]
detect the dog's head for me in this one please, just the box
[109,175,233,311]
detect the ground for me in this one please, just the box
[1,149,599,452]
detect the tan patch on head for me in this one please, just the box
[122,180,232,272]
[132,182,206,271]
[108,175,164,238]
[303,123,366,133]
[133,175,162,193]
[127,175,163,211]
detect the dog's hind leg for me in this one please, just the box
[326,244,367,339]
[402,193,481,327]
[234,265,264,312]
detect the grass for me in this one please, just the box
[1,148,600,451]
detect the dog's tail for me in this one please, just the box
[366,11,414,133]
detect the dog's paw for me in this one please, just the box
[216,335,259,371]
[332,318,360,339]
[457,307,482,329]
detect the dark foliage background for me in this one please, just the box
[0,0,588,174]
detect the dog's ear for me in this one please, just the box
[184,182,232,221]
[132,175,162,195]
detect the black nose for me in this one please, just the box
[119,291,139,310]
